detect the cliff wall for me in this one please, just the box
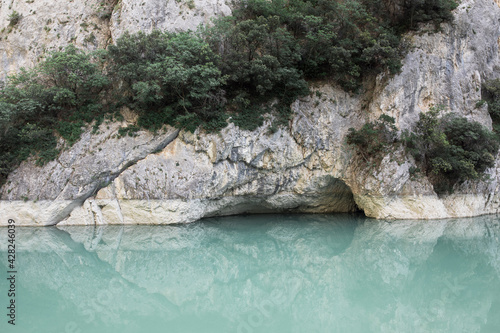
[1,0,500,225]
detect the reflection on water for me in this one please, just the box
[0,214,499,333]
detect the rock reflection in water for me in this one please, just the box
[0,214,499,332]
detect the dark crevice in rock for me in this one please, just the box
[209,176,361,217]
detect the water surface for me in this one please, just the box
[1,214,499,332]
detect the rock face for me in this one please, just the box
[1,0,500,225]
[0,0,231,80]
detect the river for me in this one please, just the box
[1,214,499,332]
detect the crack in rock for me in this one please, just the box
[46,129,179,226]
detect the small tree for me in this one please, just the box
[403,105,499,193]
[8,11,22,27]
[108,30,227,131]
[483,79,500,128]
[39,44,109,111]
[0,45,110,184]
[346,114,398,161]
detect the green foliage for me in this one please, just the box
[107,26,306,131]
[206,15,305,93]
[399,0,458,30]
[8,11,21,27]
[483,79,500,127]
[346,115,398,161]
[39,45,109,109]
[0,45,109,184]
[230,105,266,131]
[108,30,226,131]
[118,125,140,137]
[403,105,499,194]
[211,0,403,92]
[55,120,85,146]
[409,165,421,179]
[475,99,486,108]
[0,0,458,184]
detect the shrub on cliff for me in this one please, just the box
[399,0,458,30]
[0,45,109,184]
[221,0,402,91]
[205,15,302,94]
[482,79,500,134]
[204,14,309,126]
[346,115,399,161]
[108,30,227,131]
[8,11,21,27]
[1,45,109,123]
[403,106,499,194]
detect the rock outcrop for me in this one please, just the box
[1,0,500,225]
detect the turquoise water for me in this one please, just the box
[1,214,499,333]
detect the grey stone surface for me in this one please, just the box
[2,0,500,224]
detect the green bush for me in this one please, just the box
[0,0,458,185]
[220,0,403,91]
[483,79,500,130]
[346,115,398,160]
[403,106,499,194]
[399,0,458,30]
[108,30,226,131]
[8,11,21,27]
[205,13,308,122]
[39,45,109,110]
[0,45,109,184]
[56,120,85,146]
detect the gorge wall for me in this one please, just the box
[1,0,500,225]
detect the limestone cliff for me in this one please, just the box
[1,0,500,225]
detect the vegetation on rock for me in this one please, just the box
[0,45,110,182]
[346,115,398,161]
[483,79,500,134]
[0,0,458,184]
[108,30,226,132]
[403,106,499,194]
[348,105,499,195]
[8,11,22,27]
[398,0,458,29]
